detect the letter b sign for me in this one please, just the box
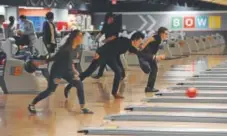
[171,17,182,29]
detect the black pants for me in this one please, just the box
[96,39,122,77]
[80,57,123,95]
[75,63,82,73]
[96,63,106,76]
[41,69,50,81]
[97,55,125,78]
[31,71,85,105]
[138,56,158,89]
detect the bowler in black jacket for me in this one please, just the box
[65,31,144,99]
[42,12,57,54]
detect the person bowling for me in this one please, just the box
[139,27,168,93]
[28,30,93,114]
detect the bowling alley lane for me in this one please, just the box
[97,121,227,129]
[2,52,227,136]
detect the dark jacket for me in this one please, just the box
[96,37,138,58]
[42,21,57,45]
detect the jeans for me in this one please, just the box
[96,39,123,77]
[138,56,158,89]
[32,72,85,105]
[80,57,123,95]
[97,55,125,78]
[64,63,82,93]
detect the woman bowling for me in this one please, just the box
[28,30,93,114]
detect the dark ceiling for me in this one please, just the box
[90,0,227,12]
[0,0,227,11]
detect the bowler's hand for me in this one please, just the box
[94,53,100,60]
[54,78,61,84]
[155,55,165,61]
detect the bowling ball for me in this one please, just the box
[186,88,197,98]
[24,60,37,73]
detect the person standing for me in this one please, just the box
[28,30,93,114]
[6,16,16,38]
[40,12,58,81]
[42,12,57,54]
[19,15,37,54]
[93,12,122,79]
[13,30,30,55]
[139,27,168,93]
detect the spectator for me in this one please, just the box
[6,16,16,38]
[19,15,37,53]
[42,12,57,54]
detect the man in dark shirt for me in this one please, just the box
[65,31,144,99]
[42,12,57,54]
[93,12,122,79]
[139,27,168,93]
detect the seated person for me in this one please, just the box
[13,30,30,55]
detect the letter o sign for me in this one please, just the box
[184,17,195,28]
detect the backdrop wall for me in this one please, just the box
[93,11,227,43]
[93,11,227,31]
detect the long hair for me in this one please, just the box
[60,29,81,51]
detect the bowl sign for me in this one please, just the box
[171,16,221,30]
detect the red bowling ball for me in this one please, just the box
[186,88,198,98]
